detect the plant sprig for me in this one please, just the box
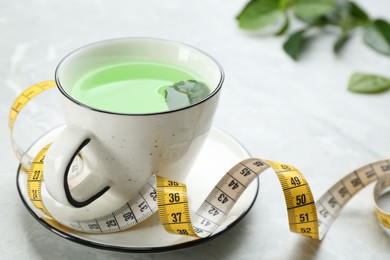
[236,0,390,94]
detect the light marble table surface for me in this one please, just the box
[1,0,390,259]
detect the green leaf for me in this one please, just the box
[339,1,370,32]
[348,1,369,21]
[333,33,350,53]
[348,73,390,93]
[364,19,390,56]
[294,0,336,22]
[275,12,290,36]
[164,80,211,110]
[236,0,283,30]
[279,0,292,10]
[283,29,307,60]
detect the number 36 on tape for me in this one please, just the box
[10,81,390,240]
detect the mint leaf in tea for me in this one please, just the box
[162,80,210,110]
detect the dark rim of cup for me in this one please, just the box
[54,37,225,116]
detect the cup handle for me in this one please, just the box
[43,125,111,208]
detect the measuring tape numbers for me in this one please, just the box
[10,81,390,240]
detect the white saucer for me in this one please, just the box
[16,127,259,253]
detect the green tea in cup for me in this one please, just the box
[70,61,210,114]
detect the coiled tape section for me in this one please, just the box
[10,81,390,240]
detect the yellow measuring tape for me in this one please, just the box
[10,81,390,240]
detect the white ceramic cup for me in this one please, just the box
[42,38,224,224]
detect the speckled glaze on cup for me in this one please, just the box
[42,38,224,225]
